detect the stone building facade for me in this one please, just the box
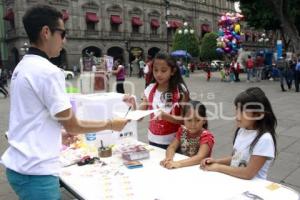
[2,0,234,70]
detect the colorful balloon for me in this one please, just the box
[234,24,241,33]
[216,12,244,56]
[216,48,224,54]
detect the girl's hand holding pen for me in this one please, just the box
[123,94,137,110]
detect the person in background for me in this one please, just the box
[206,65,211,81]
[255,54,264,81]
[287,57,296,90]
[276,54,289,91]
[138,58,145,78]
[0,5,128,200]
[246,55,254,82]
[144,55,154,88]
[0,76,8,98]
[230,57,240,82]
[201,87,277,180]
[125,52,190,149]
[111,59,125,93]
[295,58,300,92]
[160,100,214,169]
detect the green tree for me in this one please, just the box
[199,32,221,61]
[171,29,200,57]
[229,0,300,53]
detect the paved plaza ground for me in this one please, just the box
[0,71,300,199]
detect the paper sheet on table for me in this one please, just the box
[114,109,160,120]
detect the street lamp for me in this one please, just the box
[178,22,194,65]
[258,33,269,53]
[20,42,29,54]
[164,0,170,53]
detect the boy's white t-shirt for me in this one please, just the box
[230,128,275,179]
[1,54,71,176]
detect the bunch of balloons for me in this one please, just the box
[216,12,244,56]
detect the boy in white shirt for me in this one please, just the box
[1,5,127,200]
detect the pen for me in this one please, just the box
[124,106,132,118]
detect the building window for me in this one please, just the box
[132,26,140,33]
[85,12,99,31]
[3,8,15,30]
[131,16,143,34]
[151,28,158,35]
[87,22,96,31]
[111,24,119,32]
[150,19,160,35]
[110,15,122,32]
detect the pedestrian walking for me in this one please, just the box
[276,54,289,91]
[295,58,300,92]
[0,76,8,98]
[112,59,125,93]
[255,54,264,81]
[230,58,240,82]
[246,55,254,82]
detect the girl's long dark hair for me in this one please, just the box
[183,100,208,129]
[233,87,277,156]
[153,52,189,102]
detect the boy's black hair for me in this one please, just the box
[183,100,208,129]
[233,87,277,156]
[22,4,63,44]
[152,52,190,102]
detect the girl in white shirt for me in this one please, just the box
[201,87,277,180]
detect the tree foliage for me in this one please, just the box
[171,29,200,57]
[229,0,300,52]
[199,32,222,61]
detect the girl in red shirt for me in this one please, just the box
[160,100,215,169]
[124,52,190,149]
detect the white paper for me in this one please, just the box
[114,109,160,120]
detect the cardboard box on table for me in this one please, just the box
[70,92,137,146]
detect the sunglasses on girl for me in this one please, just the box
[51,28,66,39]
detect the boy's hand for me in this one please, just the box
[110,118,129,131]
[61,130,79,146]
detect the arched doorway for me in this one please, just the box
[148,47,160,58]
[81,46,102,71]
[50,49,68,69]
[107,46,124,62]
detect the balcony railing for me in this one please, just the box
[84,30,100,37]
[150,33,160,39]
[109,32,122,37]
[130,32,142,38]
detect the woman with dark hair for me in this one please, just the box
[112,59,125,93]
